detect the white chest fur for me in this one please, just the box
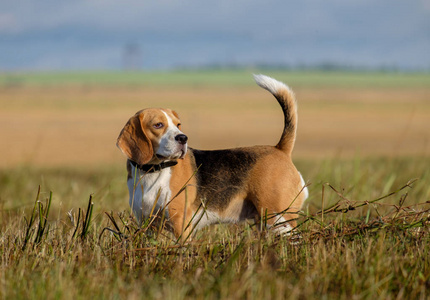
[127,164,172,224]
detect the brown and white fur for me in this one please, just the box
[117,74,308,239]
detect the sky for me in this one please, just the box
[1,0,429,71]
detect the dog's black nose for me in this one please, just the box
[175,134,188,145]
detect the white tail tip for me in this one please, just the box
[253,74,291,95]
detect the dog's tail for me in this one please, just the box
[253,74,297,156]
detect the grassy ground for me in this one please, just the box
[0,157,429,299]
[1,70,430,299]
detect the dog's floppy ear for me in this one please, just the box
[116,112,154,165]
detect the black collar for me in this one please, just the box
[129,160,178,173]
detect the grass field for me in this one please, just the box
[1,70,430,299]
[2,69,430,88]
[1,70,429,167]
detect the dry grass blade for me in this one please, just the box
[100,212,127,242]
[80,194,94,240]
[21,186,41,250]
[316,178,418,215]
[34,190,52,244]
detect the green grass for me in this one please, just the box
[1,69,430,88]
[1,157,429,299]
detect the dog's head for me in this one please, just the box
[117,108,188,165]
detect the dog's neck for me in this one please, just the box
[129,160,178,173]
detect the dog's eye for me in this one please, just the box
[177,123,181,128]
[153,122,164,129]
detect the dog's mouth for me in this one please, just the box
[179,149,186,159]
[156,149,186,161]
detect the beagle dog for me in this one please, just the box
[117,74,308,239]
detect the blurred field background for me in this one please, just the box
[1,70,429,168]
